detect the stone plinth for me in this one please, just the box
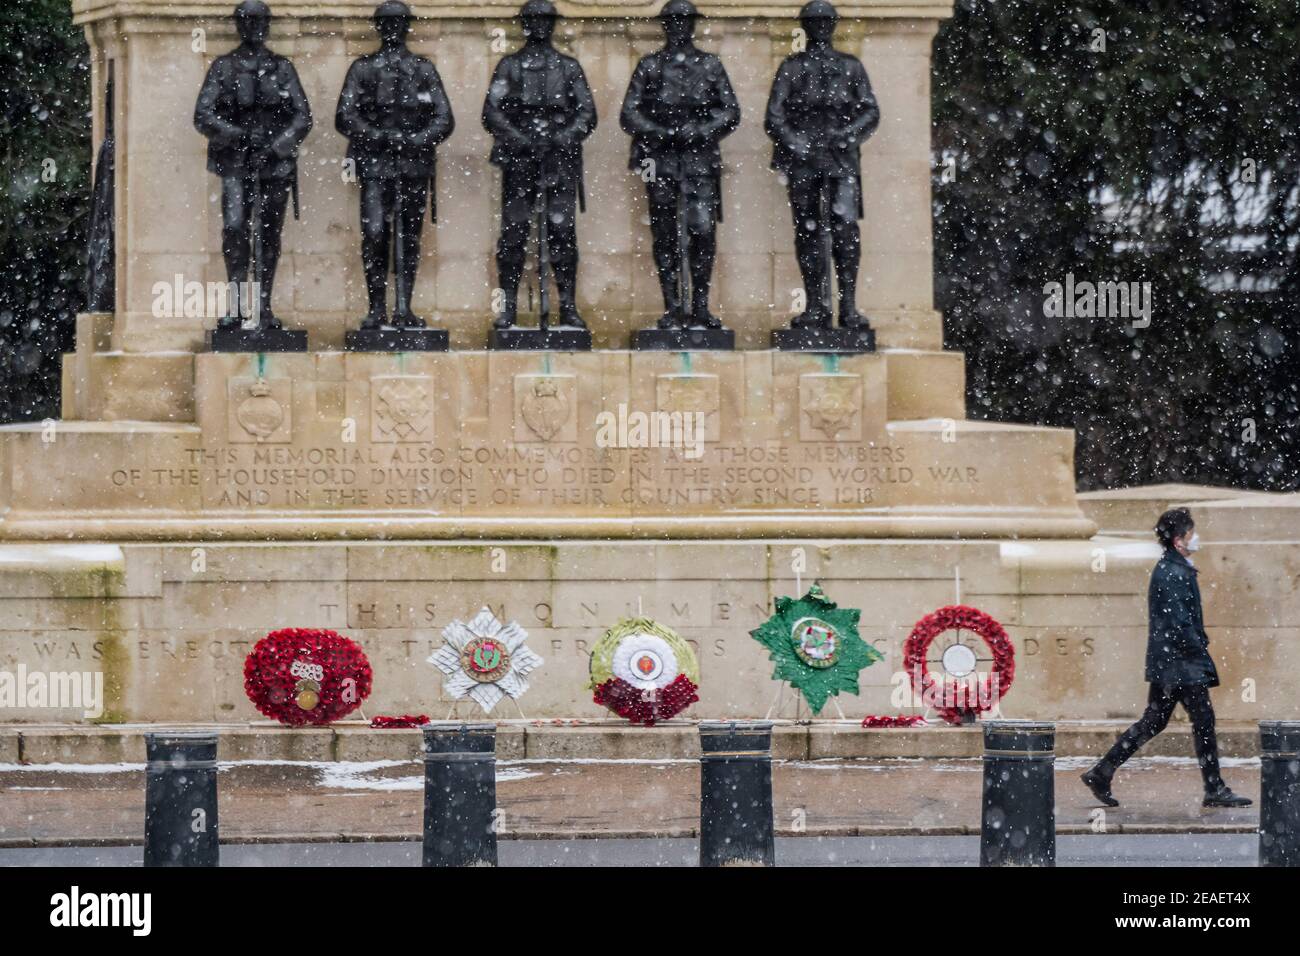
[5,349,1089,540]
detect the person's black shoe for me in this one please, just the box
[1081,768,1119,807]
[1203,786,1252,808]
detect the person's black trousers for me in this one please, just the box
[1096,683,1224,791]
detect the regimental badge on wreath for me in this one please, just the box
[749,583,883,715]
[428,607,543,714]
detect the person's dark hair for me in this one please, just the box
[1155,507,1194,549]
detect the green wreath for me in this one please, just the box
[749,583,882,715]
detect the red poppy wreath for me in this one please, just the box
[902,605,1014,726]
[244,628,373,726]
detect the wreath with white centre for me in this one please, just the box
[588,618,700,726]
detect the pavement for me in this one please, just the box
[0,754,1260,848]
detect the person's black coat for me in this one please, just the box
[1145,548,1219,687]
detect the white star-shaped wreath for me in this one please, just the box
[428,607,543,713]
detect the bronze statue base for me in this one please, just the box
[488,326,592,351]
[344,327,449,352]
[771,325,875,353]
[633,327,735,351]
[207,326,309,353]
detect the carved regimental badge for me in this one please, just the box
[655,373,721,442]
[371,375,434,443]
[799,373,863,442]
[228,377,292,443]
[515,374,575,442]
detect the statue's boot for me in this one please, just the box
[219,277,250,328]
[558,303,588,329]
[392,310,426,329]
[494,295,518,330]
[657,270,684,329]
[556,264,587,329]
[791,307,832,329]
[689,288,722,329]
[359,310,387,331]
[839,309,870,330]
[393,261,425,328]
[258,308,284,331]
[837,272,869,329]
[256,281,283,330]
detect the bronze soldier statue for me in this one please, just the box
[336,1,454,342]
[483,0,597,339]
[194,1,312,338]
[622,0,740,345]
[765,0,879,345]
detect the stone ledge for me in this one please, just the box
[0,720,1266,764]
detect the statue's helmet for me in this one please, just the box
[234,0,271,20]
[374,0,413,19]
[658,0,699,19]
[798,0,838,19]
[518,0,559,19]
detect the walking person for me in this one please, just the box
[1081,508,1252,808]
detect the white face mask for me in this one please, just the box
[1185,532,1201,553]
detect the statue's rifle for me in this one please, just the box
[250,133,265,328]
[535,137,551,331]
[677,152,691,324]
[818,171,834,321]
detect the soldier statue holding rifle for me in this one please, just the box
[194,0,312,347]
[336,1,455,349]
[765,0,879,350]
[621,0,740,349]
[482,0,597,347]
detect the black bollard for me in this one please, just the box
[144,731,219,867]
[422,721,498,867]
[980,720,1055,867]
[1259,720,1300,867]
[698,720,775,867]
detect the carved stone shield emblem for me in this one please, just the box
[228,377,292,443]
[516,375,574,442]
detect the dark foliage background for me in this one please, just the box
[934,0,1300,490]
[0,0,88,423]
[1,0,1298,492]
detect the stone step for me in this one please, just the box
[0,720,1266,765]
